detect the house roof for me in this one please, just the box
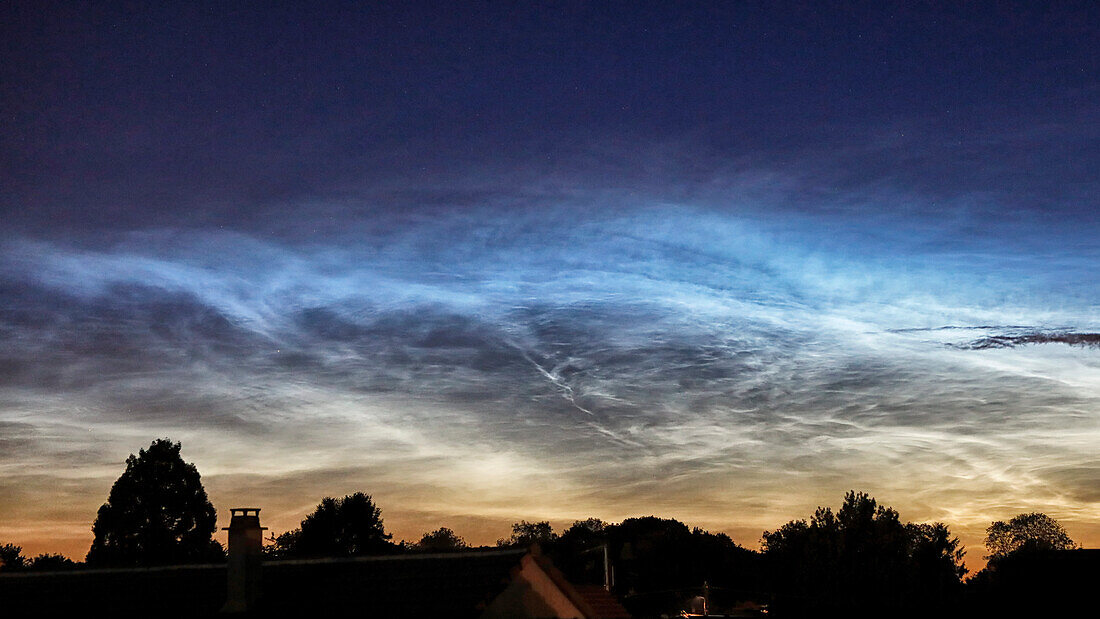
[259,548,529,617]
[0,561,226,616]
[0,547,632,618]
[264,548,633,618]
[571,585,634,619]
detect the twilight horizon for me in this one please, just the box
[2,2,1098,570]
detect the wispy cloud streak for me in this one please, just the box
[1,191,1099,560]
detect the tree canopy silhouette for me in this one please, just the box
[563,518,608,537]
[497,520,556,547]
[27,553,79,571]
[967,513,1085,616]
[86,438,223,566]
[414,527,468,552]
[761,491,966,617]
[984,512,1077,561]
[271,492,395,558]
[0,544,78,572]
[556,518,609,554]
[0,543,26,572]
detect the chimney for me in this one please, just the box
[222,507,266,614]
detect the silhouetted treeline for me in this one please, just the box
[5,437,1096,616]
[0,544,80,572]
[760,491,966,618]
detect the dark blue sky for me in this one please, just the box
[5,2,1097,233]
[2,2,1098,561]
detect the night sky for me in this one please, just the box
[2,2,1099,566]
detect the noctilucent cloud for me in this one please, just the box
[2,2,1098,564]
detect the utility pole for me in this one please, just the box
[603,543,611,590]
[581,543,614,591]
